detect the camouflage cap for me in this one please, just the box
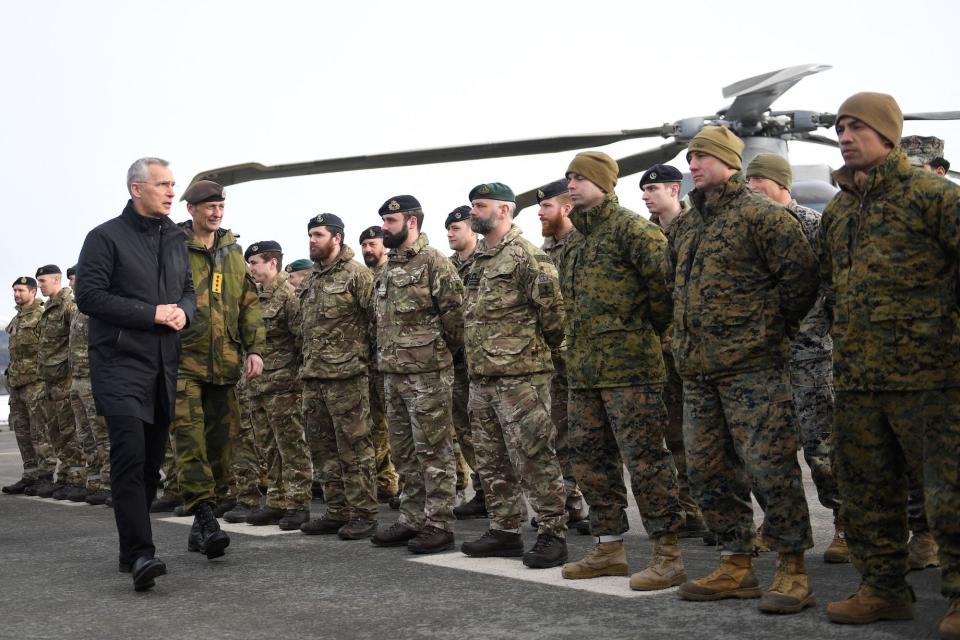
[66,264,78,278]
[746,153,793,191]
[535,179,569,203]
[284,258,313,273]
[181,180,225,204]
[359,225,383,243]
[243,240,283,261]
[639,164,683,187]
[307,212,345,232]
[35,264,61,277]
[900,135,944,167]
[469,182,516,203]
[12,276,37,288]
[445,205,472,229]
[378,195,421,215]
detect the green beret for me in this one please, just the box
[284,259,313,273]
[469,182,515,203]
[182,180,225,204]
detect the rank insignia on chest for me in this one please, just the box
[465,270,483,289]
[212,272,223,294]
[377,281,387,297]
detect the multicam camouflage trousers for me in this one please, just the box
[569,385,681,539]
[70,376,110,491]
[683,367,813,554]
[171,378,239,513]
[369,369,399,494]
[550,350,583,504]
[43,377,84,486]
[384,369,457,531]
[662,354,701,521]
[452,362,479,492]
[789,357,840,514]
[251,386,313,511]
[835,388,960,600]
[303,375,378,521]
[469,373,568,537]
[227,385,266,507]
[8,381,55,481]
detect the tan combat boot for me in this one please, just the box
[753,525,772,553]
[677,554,761,601]
[823,525,851,563]
[826,584,914,624]
[629,533,687,591]
[940,599,960,640]
[907,531,940,570]
[561,540,628,579]
[758,552,816,613]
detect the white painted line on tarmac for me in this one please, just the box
[19,495,89,507]
[407,552,678,599]
[0,451,23,455]
[156,516,301,537]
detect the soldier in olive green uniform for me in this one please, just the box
[557,154,684,593]
[666,127,818,613]
[370,195,463,554]
[3,277,55,494]
[35,264,85,499]
[460,182,569,569]
[296,215,379,540]
[172,181,265,560]
[819,95,960,638]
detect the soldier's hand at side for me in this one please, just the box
[162,307,187,332]
[245,353,264,380]
[154,304,179,325]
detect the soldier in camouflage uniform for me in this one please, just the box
[459,182,569,569]
[222,372,267,522]
[68,274,112,505]
[666,127,818,613]
[36,264,85,500]
[239,241,313,530]
[359,225,399,502]
[819,95,960,638]
[172,180,266,559]
[745,153,847,564]
[296,216,379,540]
[557,153,684,593]
[3,277,55,495]
[284,259,313,292]
[369,195,463,554]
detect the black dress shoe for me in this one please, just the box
[131,556,167,592]
[119,558,132,573]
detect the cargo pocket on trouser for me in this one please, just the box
[504,378,553,460]
[413,371,453,447]
[330,377,371,444]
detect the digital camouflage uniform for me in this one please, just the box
[68,311,110,492]
[375,233,463,531]
[298,245,377,522]
[561,193,681,539]
[464,224,568,537]
[172,224,266,513]
[666,173,817,554]
[37,286,84,486]
[5,297,54,481]
[246,270,312,511]
[367,262,398,496]
[449,249,480,493]
[541,229,585,507]
[820,147,960,601]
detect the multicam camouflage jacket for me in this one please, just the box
[5,298,43,389]
[820,147,960,391]
[464,225,563,377]
[37,286,77,383]
[68,311,91,379]
[374,233,464,374]
[666,173,818,380]
[785,200,832,363]
[449,248,475,369]
[178,223,266,384]
[298,245,373,381]
[248,270,301,395]
[563,193,672,389]
[541,227,582,275]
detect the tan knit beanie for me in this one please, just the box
[566,151,619,193]
[685,126,744,170]
[837,92,903,146]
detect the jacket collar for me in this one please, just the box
[315,244,356,275]
[388,233,430,264]
[689,172,747,217]
[261,270,289,296]
[17,298,42,313]
[121,199,172,231]
[476,225,522,258]
[832,147,907,198]
[570,192,620,235]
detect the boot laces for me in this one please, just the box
[530,534,555,554]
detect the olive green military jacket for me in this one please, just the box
[374,233,464,374]
[298,245,373,381]
[563,194,672,389]
[248,271,301,395]
[464,225,563,377]
[449,248,476,370]
[68,311,91,379]
[820,147,960,391]
[37,287,78,383]
[666,173,818,380]
[5,298,44,389]
[178,225,266,384]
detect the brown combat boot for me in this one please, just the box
[753,525,772,553]
[823,525,851,563]
[826,584,914,624]
[940,599,960,640]
[758,552,816,614]
[907,531,940,570]
[678,554,761,601]
[561,540,628,579]
[629,533,687,591]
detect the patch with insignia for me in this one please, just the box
[314,214,325,224]
[465,270,483,289]
[478,185,491,195]
[377,281,387,297]
[19,276,26,284]
[251,244,259,253]
[537,189,545,199]
[388,200,401,211]
[535,255,553,263]
[368,229,376,237]
[649,172,657,180]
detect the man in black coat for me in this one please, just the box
[75,157,196,592]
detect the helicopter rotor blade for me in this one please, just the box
[722,64,832,124]
[903,111,960,121]
[799,133,839,148]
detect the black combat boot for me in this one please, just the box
[461,529,524,558]
[2,477,35,494]
[213,501,236,518]
[574,519,591,535]
[193,502,230,559]
[453,491,487,520]
[300,512,348,535]
[278,510,310,531]
[223,503,254,524]
[51,484,72,500]
[338,517,379,540]
[523,533,569,569]
[408,525,455,554]
[65,485,88,502]
[37,480,63,498]
[388,495,401,510]
[245,506,285,526]
[85,489,111,505]
[150,493,183,512]
[371,522,420,547]
[24,478,50,496]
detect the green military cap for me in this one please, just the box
[182,180,225,204]
[469,182,515,203]
[284,258,313,273]
[746,153,793,191]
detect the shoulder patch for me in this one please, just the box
[535,255,553,264]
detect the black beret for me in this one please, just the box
[66,265,77,278]
[444,206,472,229]
[469,182,515,203]
[182,180,226,204]
[36,264,61,277]
[307,213,345,232]
[244,240,283,261]
[359,225,383,243]
[13,276,37,288]
[639,164,684,187]
[535,179,569,204]
[378,195,422,216]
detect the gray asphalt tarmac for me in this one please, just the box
[0,429,949,639]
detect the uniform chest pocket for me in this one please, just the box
[481,267,522,310]
[389,266,431,313]
[320,280,353,318]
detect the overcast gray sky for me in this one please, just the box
[2,0,959,321]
